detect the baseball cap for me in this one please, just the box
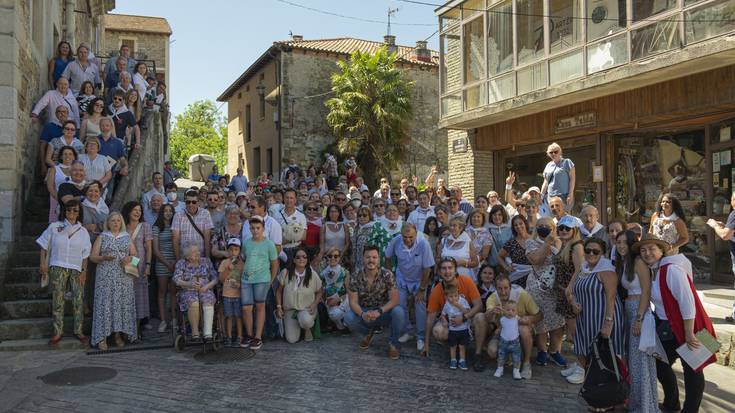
[557,215,580,228]
[528,186,541,194]
[227,238,241,247]
[236,192,247,198]
[249,215,264,224]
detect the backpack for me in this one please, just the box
[580,335,630,409]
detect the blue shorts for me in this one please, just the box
[223,297,241,317]
[241,282,270,306]
[447,329,470,347]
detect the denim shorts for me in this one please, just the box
[447,329,471,347]
[223,297,241,317]
[240,282,270,306]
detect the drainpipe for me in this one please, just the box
[64,0,76,45]
[269,45,284,182]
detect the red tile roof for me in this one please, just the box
[277,37,438,66]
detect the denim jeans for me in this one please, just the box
[398,282,426,338]
[498,337,522,366]
[344,306,406,347]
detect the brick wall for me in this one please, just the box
[104,31,169,81]
[447,129,493,199]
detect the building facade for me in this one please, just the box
[102,13,171,84]
[437,0,735,283]
[218,36,447,184]
[0,0,114,266]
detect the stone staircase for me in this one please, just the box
[697,284,735,368]
[0,187,90,351]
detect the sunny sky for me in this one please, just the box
[111,0,442,118]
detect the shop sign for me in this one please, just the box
[554,111,597,133]
[453,138,468,153]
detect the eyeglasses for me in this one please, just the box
[548,150,559,155]
[327,254,340,259]
[374,204,385,208]
[517,204,526,208]
[558,225,572,232]
[390,192,400,196]
[306,207,318,211]
[294,254,308,259]
[185,200,198,205]
[448,201,458,205]
[584,248,602,256]
[113,97,123,101]
[358,213,370,217]
[63,127,76,131]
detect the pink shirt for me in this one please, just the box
[32,89,81,127]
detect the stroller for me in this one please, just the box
[173,276,225,353]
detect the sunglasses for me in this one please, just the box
[517,204,526,208]
[327,254,340,259]
[185,200,198,205]
[306,207,318,211]
[294,254,308,259]
[548,150,559,155]
[390,192,400,196]
[558,225,572,232]
[113,97,123,101]
[584,248,602,256]
[375,204,385,208]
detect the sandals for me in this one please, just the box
[98,340,108,351]
[48,335,62,347]
[76,335,90,346]
[114,334,125,348]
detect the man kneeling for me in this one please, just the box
[344,245,406,359]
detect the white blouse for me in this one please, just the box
[36,220,91,271]
[650,255,696,321]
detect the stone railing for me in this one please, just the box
[111,110,166,211]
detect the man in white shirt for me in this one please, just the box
[142,172,165,214]
[241,195,282,255]
[373,178,390,198]
[230,168,248,194]
[407,191,435,233]
[272,189,306,262]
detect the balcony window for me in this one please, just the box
[488,73,515,104]
[550,49,584,85]
[517,61,548,95]
[462,0,484,19]
[685,0,735,44]
[587,33,628,74]
[440,6,461,31]
[632,18,680,60]
[633,0,677,22]
[442,93,463,117]
[516,0,545,65]
[441,26,462,93]
[464,83,487,110]
[463,16,486,84]
[487,0,513,76]
[586,0,626,41]
[549,0,583,54]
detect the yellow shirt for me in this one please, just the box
[486,285,540,318]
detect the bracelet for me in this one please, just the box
[505,184,512,190]
[276,304,282,309]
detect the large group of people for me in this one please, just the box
[34,45,721,412]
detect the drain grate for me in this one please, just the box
[39,366,117,386]
[193,348,256,364]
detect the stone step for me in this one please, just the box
[0,299,74,320]
[703,288,735,301]
[22,221,49,237]
[2,283,51,301]
[4,266,42,284]
[10,250,41,267]
[0,317,91,341]
[0,338,86,352]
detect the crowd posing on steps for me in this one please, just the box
[31,43,728,412]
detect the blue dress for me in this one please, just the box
[573,270,625,357]
[52,57,72,85]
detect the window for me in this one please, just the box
[517,61,547,95]
[259,94,266,120]
[550,49,584,84]
[516,0,545,65]
[245,105,252,142]
[631,18,679,60]
[440,6,460,31]
[462,0,484,19]
[238,111,243,135]
[549,0,583,54]
[633,0,677,22]
[464,83,487,110]
[488,73,515,104]
[266,148,273,176]
[253,147,261,177]
[587,33,628,74]
[121,39,136,56]
[441,26,462,93]
[463,16,486,84]
[685,0,735,44]
[487,1,513,76]
[586,0,626,41]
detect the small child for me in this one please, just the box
[494,300,522,380]
[320,248,350,331]
[217,239,244,347]
[441,284,471,370]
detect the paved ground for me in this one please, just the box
[1,332,734,413]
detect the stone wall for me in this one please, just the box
[446,129,493,200]
[104,30,169,80]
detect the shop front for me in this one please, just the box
[477,67,735,284]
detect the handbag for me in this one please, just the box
[124,224,142,278]
[580,334,630,409]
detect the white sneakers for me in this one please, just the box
[495,366,523,380]
[512,368,522,380]
[398,333,413,343]
[561,363,585,384]
[157,320,167,333]
[416,339,425,352]
[493,367,504,378]
[520,362,532,380]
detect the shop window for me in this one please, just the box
[441,93,462,117]
[685,0,735,45]
[487,0,513,76]
[463,16,486,84]
[586,0,626,41]
[549,0,583,54]
[517,61,547,95]
[441,26,462,93]
[463,83,487,110]
[516,0,545,65]
[633,0,677,22]
[631,18,680,61]
[440,6,461,31]
[550,49,584,85]
[488,73,515,104]
[710,119,735,283]
[613,131,707,272]
[587,33,628,74]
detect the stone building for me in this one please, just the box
[0,0,114,268]
[217,35,446,183]
[436,0,735,283]
[102,13,172,84]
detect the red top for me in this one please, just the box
[304,222,321,247]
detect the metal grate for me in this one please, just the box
[193,348,256,364]
[39,367,117,386]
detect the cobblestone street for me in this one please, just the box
[1,334,734,412]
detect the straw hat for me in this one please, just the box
[632,233,670,253]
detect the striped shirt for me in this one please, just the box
[171,208,213,256]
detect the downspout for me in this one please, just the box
[268,45,284,182]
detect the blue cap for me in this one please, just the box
[557,215,580,228]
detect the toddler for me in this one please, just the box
[494,301,522,380]
[441,284,471,370]
[217,239,243,347]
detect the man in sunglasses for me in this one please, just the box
[579,205,608,243]
[384,224,435,352]
[108,89,140,150]
[172,189,214,260]
[450,186,473,215]
[389,189,401,205]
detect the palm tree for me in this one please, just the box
[325,47,414,188]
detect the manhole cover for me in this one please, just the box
[39,367,117,386]
[193,348,256,364]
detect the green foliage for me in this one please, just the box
[169,100,227,178]
[325,47,413,188]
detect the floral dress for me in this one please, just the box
[352,223,373,272]
[210,225,242,268]
[368,220,401,268]
[553,241,582,319]
[525,238,565,333]
[173,259,218,311]
[91,232,136,345]
[502,238,531,288]
[467,226,492,276]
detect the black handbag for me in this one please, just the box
[580,335,630,409]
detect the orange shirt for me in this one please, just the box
[427,275,481,314]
